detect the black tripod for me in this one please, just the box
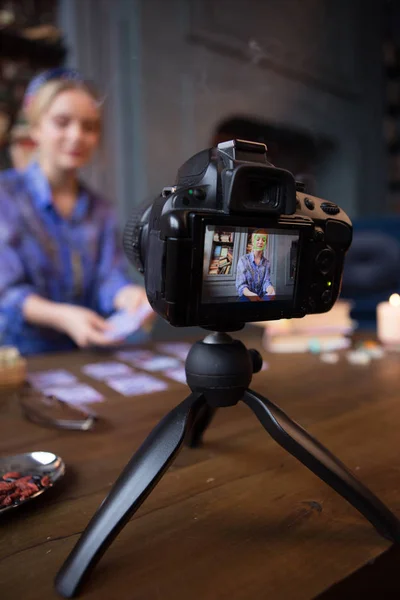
[55,332,400,598]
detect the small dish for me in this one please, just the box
[0,451,65,513]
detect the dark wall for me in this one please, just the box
[58,0,386,223]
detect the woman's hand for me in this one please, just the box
[266,285,276,296]
[55,305,114,347]
[243,288,259,298]
[113,285,155,331]
[113,285,149,313]
[23,295,118,347]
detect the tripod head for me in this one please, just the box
[186,332,262,407]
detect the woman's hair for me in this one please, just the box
[252,229,268,237]
[24,78,101,128]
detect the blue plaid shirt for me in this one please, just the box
[0,162,131,355]
[236,252,272,298]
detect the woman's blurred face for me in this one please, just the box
[32,89,101,171]
[252,233,267,252]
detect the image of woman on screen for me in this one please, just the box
[235,229,276,302]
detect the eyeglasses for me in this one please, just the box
[17,383,97,431]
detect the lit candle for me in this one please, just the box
[377,294,400,347]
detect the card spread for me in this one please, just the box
[82,361,134,380]
[115,349,155,362]
[130,355,181,372]
[41,383,104,405]
[106,374,168,396]
[157,342,191,361]
[162,366,187,384]
[28,369,77,389]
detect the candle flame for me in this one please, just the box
[389,293,400,307]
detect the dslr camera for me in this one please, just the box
[124,139,352,331]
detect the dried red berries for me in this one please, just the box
[0,471,52,509]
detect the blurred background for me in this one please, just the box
[1,0,400,333]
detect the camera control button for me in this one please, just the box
[313,229,324,242]
[193,188,206,200]
[321,202,340,215]
[304,197,315,210]
[321,290,332,305]
[316,249,335,274]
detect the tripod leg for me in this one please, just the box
[243,389,400,543]
[186,404,217,448]
[55,392,206,598]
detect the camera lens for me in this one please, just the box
[123,202,152,273]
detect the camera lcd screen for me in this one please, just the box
[202,226,300,304]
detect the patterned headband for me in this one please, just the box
[23,67,87,109]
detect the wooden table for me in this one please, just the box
[1,329,400,599]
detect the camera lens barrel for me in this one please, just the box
[123,204,151,274]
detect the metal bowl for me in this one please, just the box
[0,451,65,514]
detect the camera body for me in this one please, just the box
[124,139,352,331]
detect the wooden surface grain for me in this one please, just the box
[1,330,400,599]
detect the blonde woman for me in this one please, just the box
[0,68,150,355]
